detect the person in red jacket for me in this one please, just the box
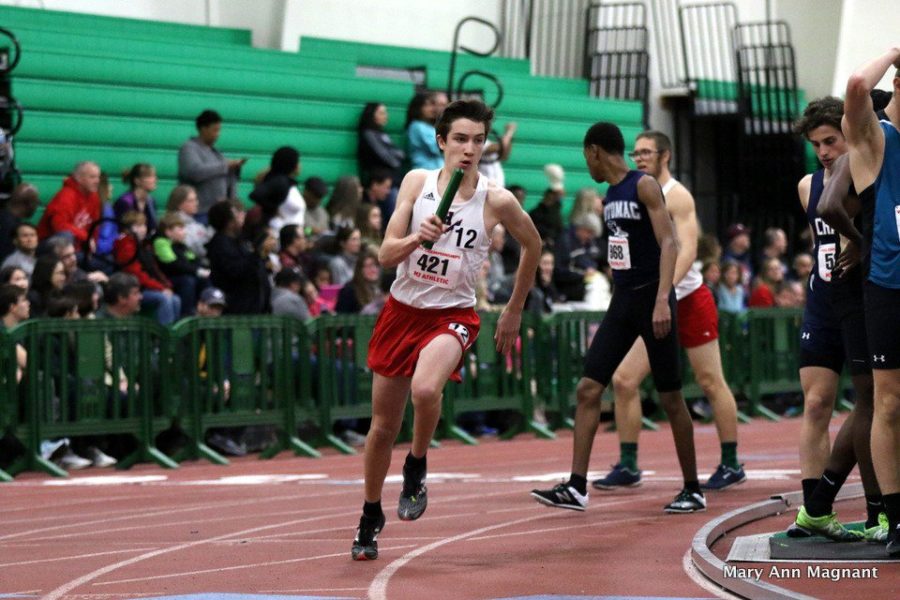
[37,162,102,250]
[113,210,181,324]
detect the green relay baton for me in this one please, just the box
[422,168,464,250]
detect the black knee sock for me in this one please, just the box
[806,469,847,517]
[404,452,426,477]
[363,500,383,519]
[882,493,900,534]
[684,480,702,495]
[801,478,819,506]
[568,474,587,495]
[866,495,884,529]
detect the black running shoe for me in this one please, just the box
[664,488,707,513]
[351,512,385,561]
[592,463,642,490]
[398,465,427,521]
[531,482,588,511]
[700,463,747,491]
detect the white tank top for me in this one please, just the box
[391,169,492,309]
[664,177,703,301]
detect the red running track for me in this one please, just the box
[0,415,896,599]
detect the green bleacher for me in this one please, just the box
[5,6,644,219]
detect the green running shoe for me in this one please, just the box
[864,512,889,543]
[794,505,864,542]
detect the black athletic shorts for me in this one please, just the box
[864,281,900,370]
[583,281,681,392]
[833,266,871,376]
[799,319,844,374]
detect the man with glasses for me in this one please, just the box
[531,122,705,514]
[593,131,744,494]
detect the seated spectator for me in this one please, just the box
[303,278,332,317]
[756,227,788,277]
[255,227,281,278]
[553,213,603,301]
[748,257,784,308]
[197,287,226,317]
[205,200,271,314]
[526,247,564,314]
[328,175,363,231]
[357,102,405,186]
[361,169,395,227]
[46,235,108,286]
[698,232,723,264]
[335,249,383,315]
[568,187,603,228]
[153,213,209,317]
[0,283,29,383]
[702,260,721,288]
[114,164,159,234]
[27,255,66,317]
[45,291,80,319]
[486,223,512,303]
[302,177,330,237]
[0,265,29,290]
[405,91,442,170]
[37,161,101,251]
[790,252,814,283]
[0,183,39,261]
[774,280,805,308]
[356,203,383,252]
[113,211,181,325]
[64,279,101,319]
[87,171,120,275]
[271,266,312,321]
[717,260,747,313]
[1,222,39,276]
[327,226,362,286]
[278,224,314,278]
[164,185,209,262]
[529,166,565,245]
[177,110,245,220]
[97,272,142,319]
[722,223,753,288]
[249,146,304,236]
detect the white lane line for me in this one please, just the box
[41,486,529,598]
[0,548,156,568]
[682,547,743,600]
[93,544,420,586]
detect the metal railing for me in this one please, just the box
[446,16,505,109]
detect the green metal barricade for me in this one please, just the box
[0,329,15,481]
[313,313,378,454]
[441,311,554,444]
[6,318,175,477]
[170,315,317,464]
[746,308,803,420]
[542,311,605,429]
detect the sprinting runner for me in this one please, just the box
[351,99,541,561]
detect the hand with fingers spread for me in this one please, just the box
[494,307,522,354]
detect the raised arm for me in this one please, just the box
[842,48,898,188]
[638,174,679,339]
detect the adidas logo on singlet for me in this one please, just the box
[423,192,436,201]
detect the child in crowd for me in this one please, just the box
[153,213,209,317]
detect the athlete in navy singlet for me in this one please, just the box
[531,121,706,515]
